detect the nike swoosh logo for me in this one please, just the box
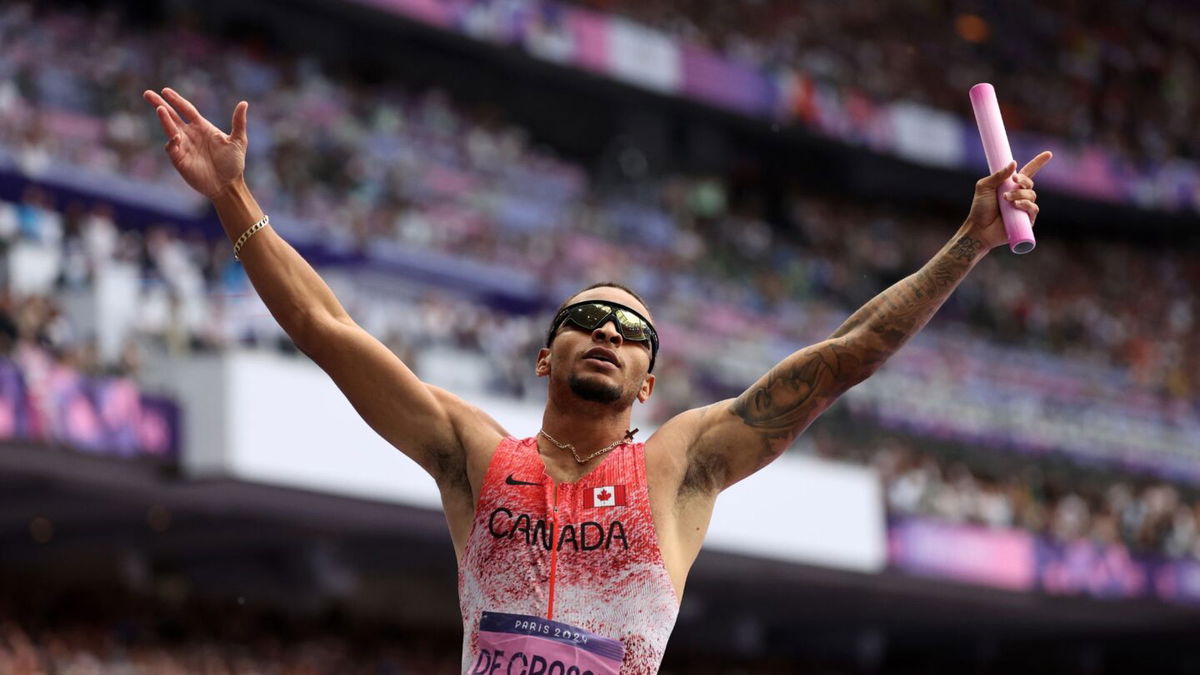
[506,474,543,486]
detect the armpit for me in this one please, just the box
[678,448,729,498]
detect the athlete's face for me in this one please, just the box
[537,288,656,407]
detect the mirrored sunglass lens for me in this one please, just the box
[569,304,611,328]
[613,310,650,340]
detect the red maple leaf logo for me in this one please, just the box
[597,489,612,502]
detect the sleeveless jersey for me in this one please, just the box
[458,436,679,674]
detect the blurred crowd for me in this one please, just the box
[0,622,455,675]
[1,3,1196,413]
[572,0,1200,163]
[1,0,1199,559]
[0,591,808,675]
[818,423,1200,561]
[4,181,1196,429]
[7,180,1199,561]
[0,186,236,375]
[0,592,459,675]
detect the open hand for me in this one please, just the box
[964,150,1053,250]
[143,88,248,200]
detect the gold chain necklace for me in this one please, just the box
[538,427,639,464]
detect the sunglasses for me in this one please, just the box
[546,301,659,372]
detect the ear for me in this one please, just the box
[536,347,552,377]
[635,373,655,403]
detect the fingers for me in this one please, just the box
[161,87,206,126]
[1004,188,1037,203]
[1019,150,1053,178]
[231,101,249,146]
[1013,199,1039,224]
[981,150,1051,194]
[154,105,180,141]
[978,161,1016,189]
[1006,186,1040,224]
[143,90,185,127]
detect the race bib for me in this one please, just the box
[471,611,625,675]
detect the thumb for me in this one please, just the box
[231,101,249,146]
[978,160,1016,190]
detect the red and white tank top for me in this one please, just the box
[458,436,679,674]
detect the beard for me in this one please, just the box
[568,373,623,404]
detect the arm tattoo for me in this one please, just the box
[831,234,982,350]
[949,236,983,262]
[730,342,865,469]
[731,234,984,460]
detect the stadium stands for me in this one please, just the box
[2,0,1199,672]
[1,0,1198,554]
[568,0,1200,162]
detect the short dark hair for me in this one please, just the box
[553,282,651,317]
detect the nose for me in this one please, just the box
[591,319,623,347]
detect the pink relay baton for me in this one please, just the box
[969,83,1035,254]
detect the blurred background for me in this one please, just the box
[1,0,1199,672]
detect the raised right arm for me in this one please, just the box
[143,88,505,479]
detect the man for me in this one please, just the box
[143,88,1049,674]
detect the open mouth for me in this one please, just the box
[583,348,619,367]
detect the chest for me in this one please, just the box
[485,482,636,557]
[476,441,654,554]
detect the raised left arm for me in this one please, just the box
[664,152,1052,492]
[728,227,986,459]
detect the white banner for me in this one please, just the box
[889,102,965,168]
[707,452,886,572]
[606,18,682,94]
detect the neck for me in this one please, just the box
[539,395,635,461]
